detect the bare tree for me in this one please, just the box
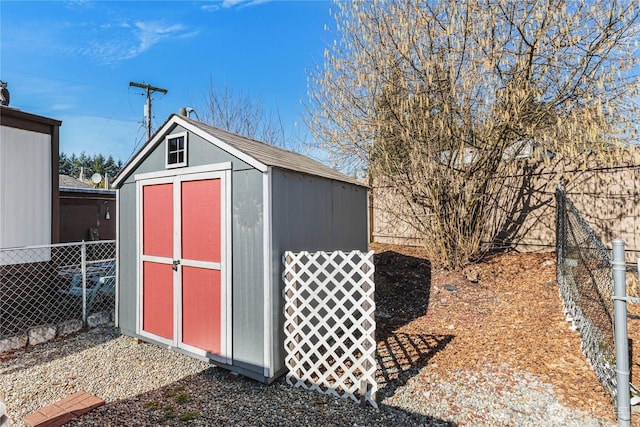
[199,79,287,148]
[307,0,640,269]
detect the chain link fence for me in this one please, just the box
[0,241,116,341]
[556,185,617,400]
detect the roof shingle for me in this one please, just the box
[113,114,365,188]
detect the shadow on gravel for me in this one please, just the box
[66,251,456,426]
[68,367,457,426]
[376,332,453,401]
[0,326,120,375]
[374,251,453,401]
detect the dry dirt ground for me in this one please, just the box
[372,243,640,425]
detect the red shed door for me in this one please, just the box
[179,178,222,355]
[141,183,174,341]
[139,172,227,359]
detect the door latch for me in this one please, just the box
[172,260,180,271]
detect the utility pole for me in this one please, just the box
[129,81,168,141]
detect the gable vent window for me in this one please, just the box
[166,132,188,168]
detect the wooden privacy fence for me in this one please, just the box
[283,250,377,408]
[371,163,640,258]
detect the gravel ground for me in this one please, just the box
[1,325,615,426]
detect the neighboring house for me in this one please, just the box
[112,112,368,383]
[439,140,553,166]
[59,174,116,242]
[0,105,61,253]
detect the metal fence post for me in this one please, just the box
[612,239,630,427]
[81,241,87,324]
[555,181,565,269]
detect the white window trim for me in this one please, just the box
[165,131,188,169]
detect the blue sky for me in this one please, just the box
[1,0,333,163]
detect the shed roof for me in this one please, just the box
[113,114,364,188]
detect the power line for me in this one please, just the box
[2,67,126,94]
[88,90,128,153]
[128,81,168,142]
[128,126,147,162]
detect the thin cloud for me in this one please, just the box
[51,103,78,111]
[64,0,94,9]
[63,19,198,64]
[8,75,86,114]
[5,3,199,66]
[131,21,190,57]
[202,0,269,12]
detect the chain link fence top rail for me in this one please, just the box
[0,241,116,340]
[556,185,617,400]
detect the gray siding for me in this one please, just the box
[117,124,266,376]
[117,182,138,335]
[122,125,253,186]
[230,169,265,374]
[269,169,368,374]
[270,169,368,252]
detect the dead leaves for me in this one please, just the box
[373,244,620,422]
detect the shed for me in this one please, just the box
[112,113,368,383]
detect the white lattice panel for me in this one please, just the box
[283,250,377,408]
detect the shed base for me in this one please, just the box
[119,328,284,384]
